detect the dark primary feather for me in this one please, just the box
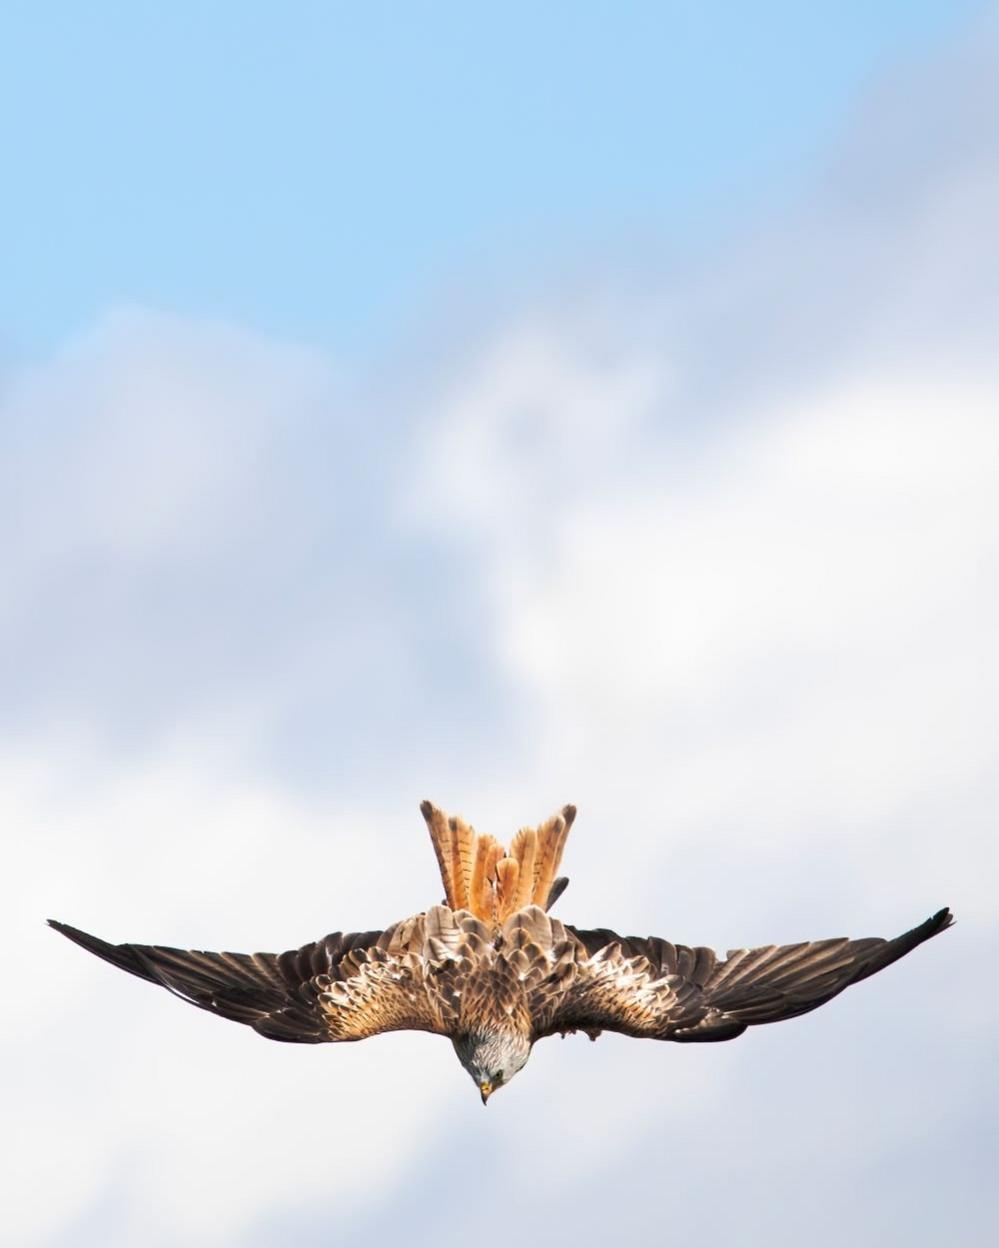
[542,907,953,1043]
[48,918,426,1043]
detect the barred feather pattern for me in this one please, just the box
[420,800,575,925]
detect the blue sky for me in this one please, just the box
[4,5,998,1246]
[0,1,987,354]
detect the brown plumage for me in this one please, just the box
[49,800,953,1102]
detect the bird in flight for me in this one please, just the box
[51,801,951,1103]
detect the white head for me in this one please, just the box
[452,1030,532,1103]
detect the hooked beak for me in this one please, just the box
[479,1081,492,1105]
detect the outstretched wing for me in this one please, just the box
[49,912,462,1043]
[536,907,952,1043]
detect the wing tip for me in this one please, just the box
[929,906,954,934]
[47,918,80,936]
[46,917,158,982]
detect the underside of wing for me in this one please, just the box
[49,912,459,1043]
[540,908,952,1044]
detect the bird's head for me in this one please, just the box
[452,1030,532,1104]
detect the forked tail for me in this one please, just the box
[420,800,575,926]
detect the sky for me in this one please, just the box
[0,1,989,354]
[3,4,998,1246]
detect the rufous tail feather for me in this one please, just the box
[420,800,576,925]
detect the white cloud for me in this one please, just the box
[3,310,330,566]
[410,320,667,541]
[462,371,996,790]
